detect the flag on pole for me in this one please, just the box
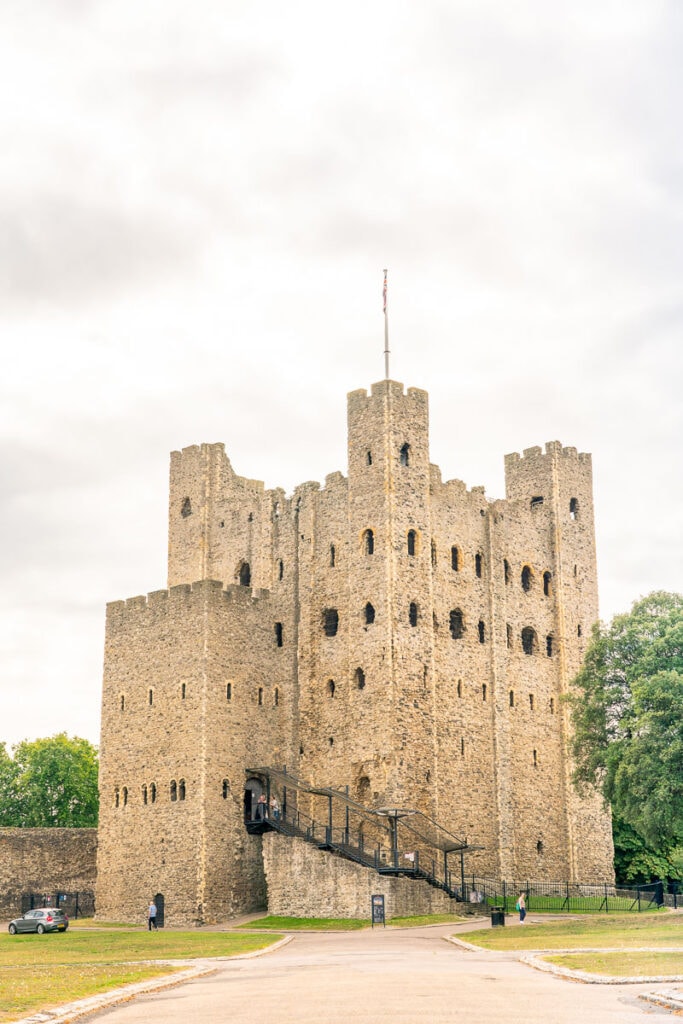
[383,269,387,314]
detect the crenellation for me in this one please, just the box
[98,377,613,926]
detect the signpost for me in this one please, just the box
[371,894,385,928]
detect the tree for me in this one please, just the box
[568,591,683,874]
[0,733,99,827]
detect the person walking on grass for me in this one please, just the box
[148,900,158,930]
[516,893,526,923]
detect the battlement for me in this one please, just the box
[505,441,591,470]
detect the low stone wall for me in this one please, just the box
[262,833,459,919]
[0,828,98,919]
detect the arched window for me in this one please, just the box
[449,609,464,639]
[226,682,232,701]
[475,553,483,578]
[355,667,366,690]
[222,779,230,799]
[530,495,544,509]
[275,622,283,647]
[451,546,460,571]
[327,679,336,697]
[170,780,177,802]
[364,602,375,624]
[407,530,416,556]
[569,497,579,520]
[178,779,186,801]
[521,565,532,592]
[363,530,374,555]
[323,608,339,636]
[521,627,537,655]
[543,571,552,597]
[400,443,410,466]
[546,634,553,657]
[181,497,192,518]
[239,562,251,587]
[409,602,418,627]
[537,839,544,855]
[478,620,486,643]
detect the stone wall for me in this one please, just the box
[0,828,97,918]
[262,832,458,919]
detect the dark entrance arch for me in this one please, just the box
[244,778,263,821]
[154,892,165,928]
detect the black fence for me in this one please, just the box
[465,877,681,913]
[21,891,95,918]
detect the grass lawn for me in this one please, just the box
[493,895,655,914]
[240,915,368,930]
[0,927,283,1021]
[388,914,466,927]
[459,912,683,951]
[544,950,683,977]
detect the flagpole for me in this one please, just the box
[383,269,390,379]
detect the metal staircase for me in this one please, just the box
[245,767,475,901]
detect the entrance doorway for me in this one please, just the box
[243,778,263,821]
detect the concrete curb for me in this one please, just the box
[10,935,293,1024]
[638,987,683,1012]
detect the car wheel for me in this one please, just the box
[63,924,69,931]
[8,924,17,935]
[36,924,45,934]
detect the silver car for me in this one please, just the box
[8,908,69,934]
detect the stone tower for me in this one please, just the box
[96,379,613,924]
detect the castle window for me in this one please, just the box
[150,783,156,803]
[258,687,263,706]
[122,787,128,807]
[451,546,460,571]
[478,620,486,643]
[222,779,230,799]
[275,622,283,647]
[457,679,462,697]
[529,693,534,710]
[239,562,251,587]
[219,520,224,528]
[521,565,532,592]
[569,497,579,520]
[546,634,553,657]
[327,679,336,697]
[226,682,232,701]
[364,602,375,625]
[503,559,510,584]
[323,608,339,637]
[148,689,154,706]
[366,450,373,466]
[330,544,336,567]
[509,690,515,707]
[506,624,512,649]
[550,698,555,714]
[170,780,177,802]
[179,779,186,801]
[142,784,147,805]
[574,564,578,577]
[181,683,186,699]
[400,443,410,466]
[537,840,544,855]
[449,609,464,640]
[482,683,487,702]
[533,749,538,768]
[357,776,370,799]
[461,737,465,756]
[328,736,334,747]
[530,496,544,510]
[278,559,284,580]
[120,694,125,712]
[274,687,279,706]
[521,627,537,655]
[355,667,366,690]
[431,540,437,566]
[181,497,192,518]
[409,602,418,627]
[363,530,374,555]
[114,787,120,808]
[475,553,483,578]
[407,530,416,556]
[543,571,552,596]
[577,624,582,637]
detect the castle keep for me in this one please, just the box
[97,379,614,924]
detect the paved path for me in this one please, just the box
[84,922,677,1024]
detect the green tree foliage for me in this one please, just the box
[0,733,98,827]
[568,591,683,873]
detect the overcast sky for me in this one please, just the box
[1,0,681,750]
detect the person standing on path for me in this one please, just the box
[516,893,526,923]
[148,900,158,930]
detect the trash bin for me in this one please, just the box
[490,906,505,927]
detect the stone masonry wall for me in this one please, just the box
[0,828,97,919]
